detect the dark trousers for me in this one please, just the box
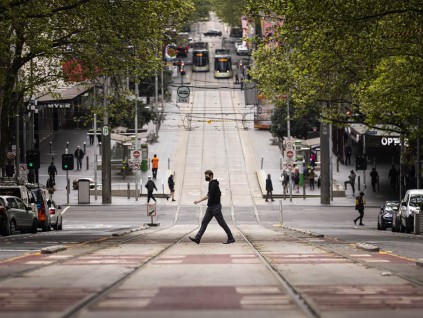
[195,205,233,242]
[152,168,158,179]
[76,158,82,170]
[309,178,315,190]
[147,191,156,203]
[345,155,351,165]
[344,180,355,194]
[265,190,273,201]
[354,208,364,224]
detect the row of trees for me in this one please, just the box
[246,0,422,142]
[0,0,195,168]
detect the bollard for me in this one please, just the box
[86,156,89,170]
[358,175,361,191]
[168,158,170,169]
[261,157,264,169]
[49,141,52,154]
[127,183,130,199]
[99,142,102,155]
[303,182,306,199]
[83,141,86,155]
[279,200,283,224]
[414,213,420,235]
[66,141,69,150]
[336,158,339,172]
[162,178,164,196]
[280,156,282,170]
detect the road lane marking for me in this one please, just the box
[61,206,70,215]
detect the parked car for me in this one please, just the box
[0,195,38,236]
[236,44,249,56]
[27,185,51,232]
[47,200,63,231]
[378,201,398,230]
[398,190,423,233]
[72,178,95,190]
[0,185,36,209]
[204,29,222,37]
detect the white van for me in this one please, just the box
[399,189,423,233]
[0,186,37,212]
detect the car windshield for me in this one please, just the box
[409,195,423,207]
[385,202,399,209]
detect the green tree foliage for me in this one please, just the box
[246,0,423,139]
[211,0,247,27]
[0,0,193,167]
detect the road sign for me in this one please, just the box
[177,97,188,103]
[19,164,27,173]
[285,141,293,150]
[132,162,140,170]
[102,126,109,136]
[286,150,294,158]
[146,204,156,216]
[177,86,190,98]
[132,150,141,159]
[286,162,294,170]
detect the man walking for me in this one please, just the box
[166,174,176,202]
[370,168,379,192]
[145,176,157,203]
[189,170,235,244]
[388,165,398,190]
[265,174,274,202]
[344,170,357,195]
[5,161,14,178]
[354,192,366,226]
[46,175,56,201]
[344,144,352,165]
[74,145,84,170]
[48,161,57,181]
[151,154,159,179]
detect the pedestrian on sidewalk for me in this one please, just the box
[344,170,356,195]
[74,145,84,170]
[309,168,315,190]
[46,175,56,201]
[5,161,14,178]
[151,154,159,179]
[388,165,398,190]
[48,161,57,182]
[354,192,366,226]
[370,167,379,192]
[265,174,274,202]
[344,144,352,165]
[280,170,289,195]
[190,170,235,245]
[145,176,157,203]
[292,167,300,193]
[167,174,176,202]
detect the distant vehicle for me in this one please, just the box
[27,185,51,232]
[192,48,209,72]
[378,201,398,230]
[230,27,243,38]
[236,44,249,56]
[176,45,188,58]
[204,29,222,37]
[47,200,63,231]
[73,178,95,190]
[0,195,38,236]
[214,51,232,79]
[399,190,423,233]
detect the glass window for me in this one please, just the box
[15,197,26,210]
[409,195,423,207]
[6,198,17,209]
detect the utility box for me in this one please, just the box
[78,179,91,204]
[141,144,148,172]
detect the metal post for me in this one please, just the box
[336,158,339,172]
[320,121,330,204]
[358,175,361,191]
[289,170,293,202]
[94,110,98,201]
[99,142,102,156]
[287,95,291,138]
[102,77,112,204]
[417,118,420,189]
[86,156,89,170]
[363,133,367,191]
[127,183,130,199]
[261,157,264,169]
[135,82,139,201]
[66,141,69,150]
[279,200,283,224]
[83,142,86,155]
[66,174,69,204]
[280,156,282,170]
[168,157,170,169]
[329,123,333,201]
[162,178,164,196]
[49,141,52,154]
[15,114,20,178]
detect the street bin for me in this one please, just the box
[78,179,91,204]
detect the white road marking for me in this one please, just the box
[61,206,70,215]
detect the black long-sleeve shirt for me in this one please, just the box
[207,179,221,207]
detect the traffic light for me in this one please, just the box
[356,155,367,170]
[62,154,74,170]
[26,150,40,170]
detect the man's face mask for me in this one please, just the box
[205,175,211,181]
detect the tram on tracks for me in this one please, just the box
[192,49,209,72]
[214,49,232,79]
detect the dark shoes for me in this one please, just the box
[359,223,364,226]
[354,219,357,225]
[223,238,235,244]
[172,199,176,202]
[189,236,200,244]
[166,196,169,201]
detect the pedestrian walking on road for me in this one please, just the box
[344,144,352,165]
[265,174,274,202]
[344,170,356,195]
[167,174,176,202]
[388,165,398,190]
[46,175,56,201]
[370,168,379,192]
[151,154,159,179]
[354,192,366,226]
[309,168,315,190]
[189,170,235,245]
[74,146,84,170]
[145,176,157,203]
[48,161,57,181]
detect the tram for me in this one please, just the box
[192,49,209,72]
[214,49,232,79]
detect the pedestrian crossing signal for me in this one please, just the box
[26,150,40,170]
[62,154,74,170]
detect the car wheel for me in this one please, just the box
[30,219,38,234]
[58,219,63,231]
[52,221,57,231]
[9,220,16,235]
